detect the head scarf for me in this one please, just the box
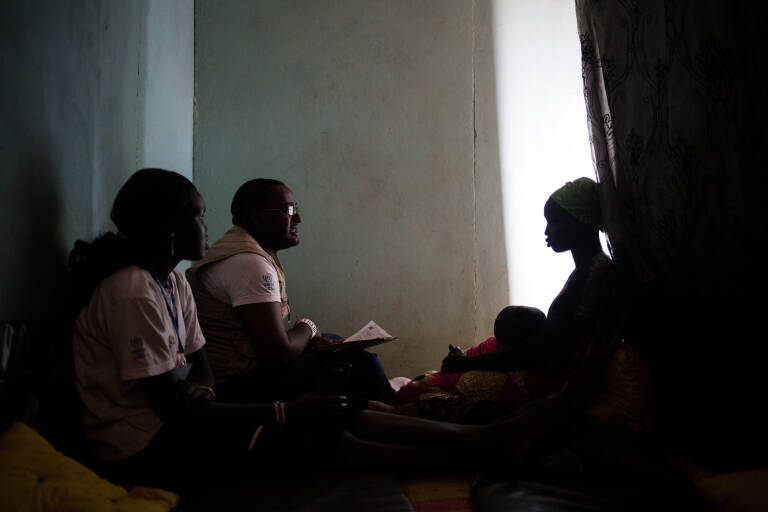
[549,177,604,231]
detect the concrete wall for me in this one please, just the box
[195,0,508,377]
[0,0,193,321]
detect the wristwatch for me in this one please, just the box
[295,317,318,338]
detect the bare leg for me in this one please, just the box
[342,339,615,468]
[348,387,574,465]
[348,410,478,448]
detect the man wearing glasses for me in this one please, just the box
[187,179,393,404]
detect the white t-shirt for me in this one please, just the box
[72,266,206,460]
[198,252,281,306]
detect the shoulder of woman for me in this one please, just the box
[96,266,160,303]
[171,268,195,296]
[171,268,187,283]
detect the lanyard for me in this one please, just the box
[151,273,184,358]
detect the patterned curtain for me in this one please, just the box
[576,0,763,287]
[574,0,766,469]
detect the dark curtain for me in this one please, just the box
[575,0,767,470]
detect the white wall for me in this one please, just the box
[195,0,509,377]
[492,0,596,313]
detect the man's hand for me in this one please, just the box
[311,336,345,349]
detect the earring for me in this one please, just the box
[170,232,175,257]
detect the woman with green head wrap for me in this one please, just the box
[442,177,615,377]
[547,177,604,231]
[391,177,627,429]
[543,177,611,323]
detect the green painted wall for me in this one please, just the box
[195,0,508,377]
[0,0,193,321]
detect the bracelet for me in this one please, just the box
[295,317,318,338]
[198,385,216,399]
[274,401,287,424]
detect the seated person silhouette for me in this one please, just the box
[394,178,618,422]
[187,178,394,403]
[442,177,614,377]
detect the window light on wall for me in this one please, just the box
[492,0,603,312]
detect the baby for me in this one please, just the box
[449,305,546,357]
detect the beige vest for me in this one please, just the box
[187,225,289,384]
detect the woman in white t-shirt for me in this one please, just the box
[70,169,349,490]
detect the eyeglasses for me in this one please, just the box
[262,204,299,216]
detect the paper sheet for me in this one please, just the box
[344,320,395,342]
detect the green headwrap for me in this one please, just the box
[549,177,604,230]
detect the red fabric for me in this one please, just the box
[393,337,564,422]
[464,336,501,357]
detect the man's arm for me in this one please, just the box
[234,301,315,365]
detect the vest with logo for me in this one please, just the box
[187,225,289,385]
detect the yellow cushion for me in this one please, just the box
[0,422,179,512]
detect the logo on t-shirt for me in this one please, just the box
[262,273,275,292]
[129,337,146,359]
